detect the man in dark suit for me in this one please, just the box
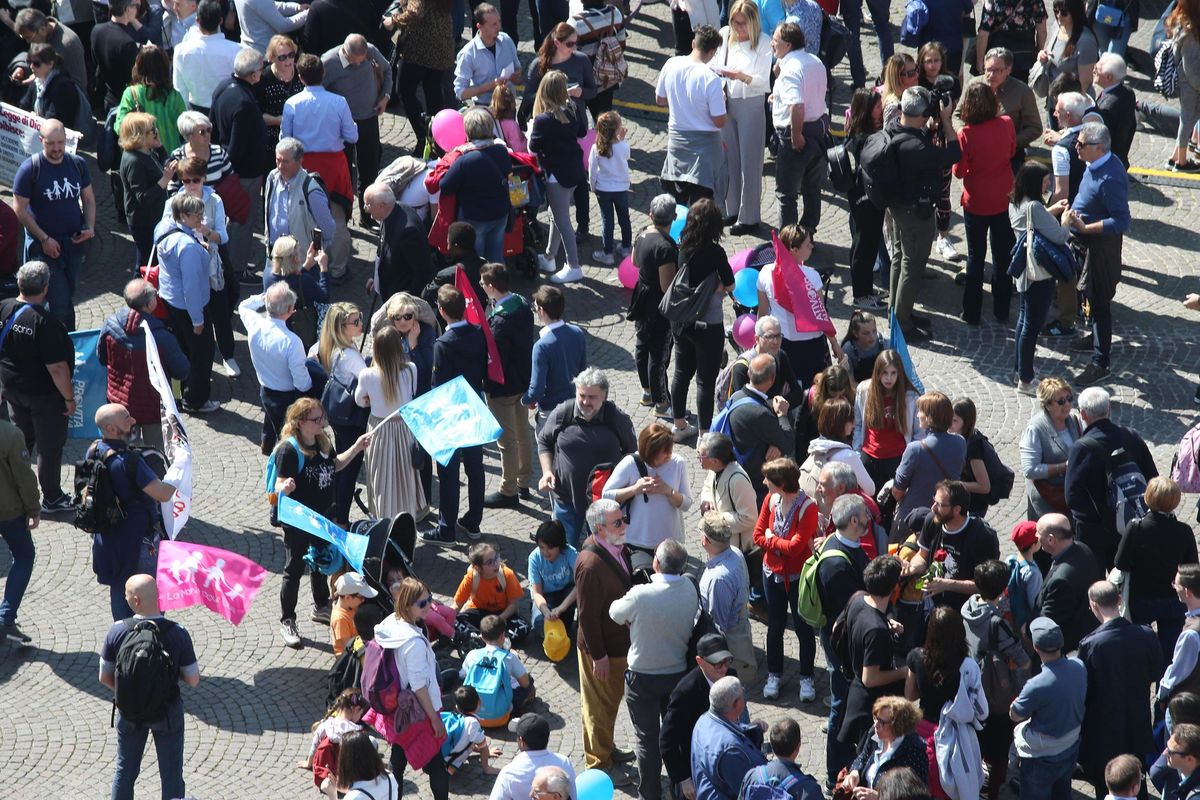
[1077,580,1163,800]
[1093,53,1137,167]
[91,0,154,109]
[1034,513,1102,652]
[1065,386,1157,572]
[365,182,433,300]
[423,285,488,546]
[726,353,794,503]
[660,633,744,800]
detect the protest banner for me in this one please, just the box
[276,495,369,573]
[68,329,105,439]
[0,102,80,185]
[400,375,502,467]
[156,540,267,625]
[142,320,194,538]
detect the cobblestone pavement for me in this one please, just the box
[1,0,1198,796]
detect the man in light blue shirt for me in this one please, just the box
[1158,565,1200,708]
[454,3,522,105]
[698,512,756,684]
[264,138,338,268]
[238,282,312,453]
[282,56,358,154]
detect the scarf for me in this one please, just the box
[769,231,835,336]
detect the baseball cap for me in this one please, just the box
[514,714,551,749]
[1029,616,1064,652]
[696,633,733,664]
[335,572,379,599]
[1011,521,1038,551]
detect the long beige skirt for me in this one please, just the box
[364,413,426,519]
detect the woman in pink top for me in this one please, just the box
[953,82,1017,326]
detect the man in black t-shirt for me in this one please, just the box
[0,261,75,513]
[630,194,678,415]
[904,480,1000,611]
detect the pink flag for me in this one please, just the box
[156,540,267,626]
[770,231,835,336]
[455,265,505,385]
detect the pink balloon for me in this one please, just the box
[617,254,637,289]
[431,109,466,152]
[579,129,597,174]
[733,313,757,350]
[729,247,755,274]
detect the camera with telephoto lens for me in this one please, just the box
[925,74,957,116]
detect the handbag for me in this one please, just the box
[1028,58,1050,97]
[1033,478,1069,513]
[321,349,370,428]
[395,715,444,770]
[213,171,250,225]
[1094,0,1131,28]
[138,229,183,321]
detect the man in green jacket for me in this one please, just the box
[0,417,40,645]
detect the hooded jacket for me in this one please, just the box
[960,595,1031,673]
[373,615,441,712]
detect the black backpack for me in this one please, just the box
[325,635,366,707]
[73,442,133,534]
[113,618,179,724]
[685,574,717,664]
[828,591,866,681]
[977,432,1015,505]
[859,128,901,209]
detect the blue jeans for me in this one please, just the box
[1131,595,1187,669]
[463,216,507,264]
[1015,279,1056,383]
[0,515,34,626]
[1018,743,1080,800]
[112,700,186,800]
[25,234,84,332]
[763,572,815,676]
[108,539,160,621]
[596,190,631,255]
[821,628,854,785]
[842,0,894,88]
[552,497,585,550]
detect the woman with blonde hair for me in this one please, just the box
[311,302,368,526]
[1018,376,1081,517]
[354,327,426,518]
[265,234,329,351]
[272,397,371,648]
[840,696,928,799]
[715,0,771,235]
[881,53,919,125]
[257,34,305,151]
[530,70,588,283]
[119,111,176,270]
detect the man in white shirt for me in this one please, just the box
[655,25,728,208]
[488,715,576,800]
[172,0,241,113]
[238,282,312,454]
[770,21,828,231]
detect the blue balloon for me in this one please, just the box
[732,267,760,307]
[668,203,688,242]
[577,769,615,800]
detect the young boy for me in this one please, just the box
[441,686,502,776]
[527,520,579,637]
[453,543,523,630]
[460,614,535,727]
[1008,521,1044,630]
[738,718,823,800]
[330,572,378,656]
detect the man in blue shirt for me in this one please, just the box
[264,138,338,274]
[1010,616,1088,800]
[238,283,313,454]
[1064,121,1131,386]
[11,119,95,331]
[522,285,587,426]
[454,3,522,105]
[691,675,767,800]
[1158,565,1200,706]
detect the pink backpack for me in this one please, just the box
[1171,421,1200,493]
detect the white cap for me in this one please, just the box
[334,572,378,598]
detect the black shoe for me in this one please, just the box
[959,313,980,327]
[1043,321,1076,337]
[421,531,458,547]
[1069,334,1094,352]
[640,390,653,407]
[457,520,482,540]
[612,747,636,763]
[1194,385,1200,405]
[901,326,931,343]
[910,312,932,330]
[1075,363,1110,386]
[722,215,738,227]
[730,222,761,236]
[483,491,519,509]
[953,270,967,286]
[2,623,31,645]
[575,230,589,245]
[40,494,73,514]
[519,487,534,501]
[237,269,262,286]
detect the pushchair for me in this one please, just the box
[504,153,548,279]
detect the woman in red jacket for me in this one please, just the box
[753,457,819,703]
[953,82,1017,326]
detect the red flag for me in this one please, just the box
[770,231,835,336]
[454,265,505,385]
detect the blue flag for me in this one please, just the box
[276,495,368,573]
[888,312,925,394]
[69,329,107,439]
[400,375,503,467]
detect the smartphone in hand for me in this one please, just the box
[312,227,323,251]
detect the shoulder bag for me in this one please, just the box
[321,349,370,428]
[657,250,719,329]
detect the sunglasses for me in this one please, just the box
[901,68,918,77]
[392,312,415,322]
[605,517,627,528]
[1052,395,1073,406]
[415,595,432,609]
[182,177,204,184]
[561,39,578,48]
[193,127,212,135]
[346,316,363,326]
[28,60,42,67]
[1076,140,1096,148]
[275,52,296,61]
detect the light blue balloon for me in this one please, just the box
[576,768,615,800]
[732,267,760,307]
[668,203,688,242]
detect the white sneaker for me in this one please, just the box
[550,265,583,284]
[592,249,615,265]
[799,676,816,702]
[935,236,960,261]
[537,254,557,274]
[763,674,781,699]
[279,619,302,649]
[222,357,241,378]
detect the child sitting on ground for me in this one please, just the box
[301,688,369,797]
[527,520,579,642]
[460,614,535,728]
[454,543,524,633]
[441,685,503,775]
[331,572,379,657]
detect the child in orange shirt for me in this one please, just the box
[453,543,523,633]
[330,572,378,656]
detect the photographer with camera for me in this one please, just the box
[884,85,961,342]
[966,47,1043,172]
[953,82,1017,326]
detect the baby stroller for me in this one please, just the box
[504,152,547,279]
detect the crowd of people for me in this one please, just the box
[0,0,1197,798]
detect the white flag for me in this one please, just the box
[141,320,194,539]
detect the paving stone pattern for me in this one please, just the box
[0,1,1198,796]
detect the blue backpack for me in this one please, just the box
[439,711,470,762]
[264,436,304,527]
[710,395,760,466]
[463,647,513,724]
[1005,554,1035,629]
[739,765,802,800]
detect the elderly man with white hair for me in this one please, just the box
[1063,386,1157,572]
[698,512,757,684]
[239,281,313,454]
[264,137,339,270]
[364,182,432,300]
[690,676,767,800]
[1092,52,1136,166]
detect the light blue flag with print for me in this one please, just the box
[888,312,925,394]
[276,495,368,573]
[400,375,503,467]
[68,329,107,438]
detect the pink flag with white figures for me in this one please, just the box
[156,540,267,625]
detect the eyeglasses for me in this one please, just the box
[28,60,42,67]
[182,177,204,184]
[392,312,415,322]
[193,127,212,136]
[1052,394,1073,406]
[415,595,432,609]
[760,333,782,341]
[275,52,296,61]
[1169,747,1192,758]
[604,517,627,528]
[303,414,326,424]
[873,716,894,726]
